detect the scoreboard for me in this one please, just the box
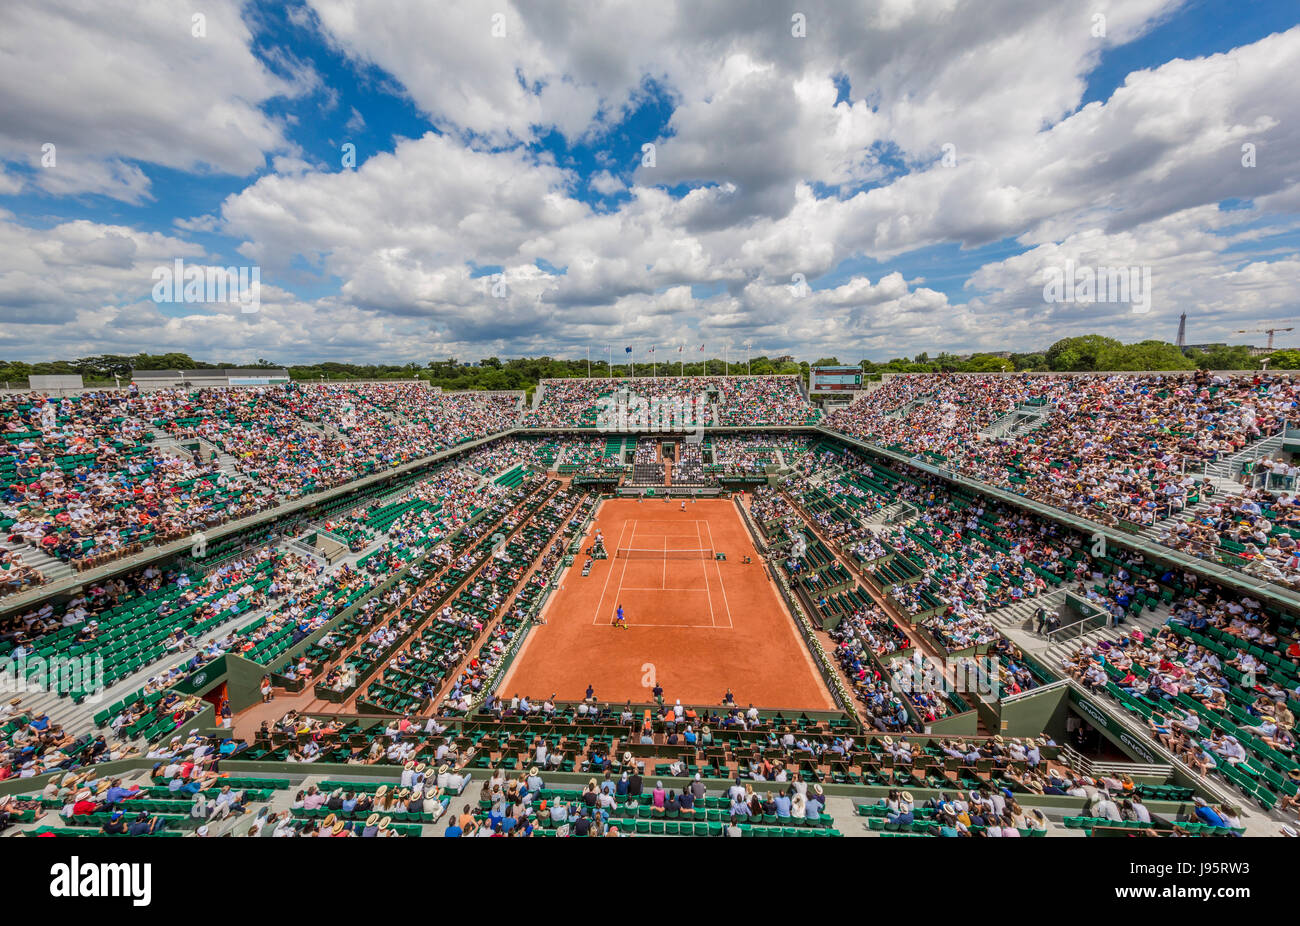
[811,366,863,391]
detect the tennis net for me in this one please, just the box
[614,547,714,560]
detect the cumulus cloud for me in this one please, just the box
[1,1,1298,362]
[0,0,307,201]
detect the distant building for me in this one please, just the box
[132,368,290,390]
[27,374,83,393]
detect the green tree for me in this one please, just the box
[962,354,1014,372]
[1186,345,1257,371]
[1011,353,1049,372]
[1103,340,1195,371]
[1268,349,1300,370]
[1044,335,1123,371]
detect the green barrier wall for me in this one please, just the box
[999,685,1072,741]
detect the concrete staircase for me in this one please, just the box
[978,401,1054,440]
[1204,429,1289,483]
[864,500,915,526]
[987,588,1070,634]
[153,432,255,494]
[0,536,75,584]
[305,525,352,564]
[804,464,844,488]
[885,396,929,420]
[994,591,1172,674]
[1138,475,1244,544]
[173,434,249,484]
[4,605,263,740]
[186,434,277,502]
[277,538,330,569]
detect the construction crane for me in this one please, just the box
[1235,325,1295,351]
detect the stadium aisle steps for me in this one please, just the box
[1137,477,1245,543]
[0,536,75,583]
[15,597,279,740]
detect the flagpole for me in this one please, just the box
[607,344,611,378]
[587,345,590,379]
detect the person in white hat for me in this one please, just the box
[806,784,825,822]
[438,763,470,795]
[808,783,825,811]
[887,791,915,826]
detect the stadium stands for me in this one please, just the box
[523,375,813,429]
[1,373,1295,838]
[0,384,521,595]
[824,371,1300,586]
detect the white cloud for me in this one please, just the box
[588,170,625,196]
[0,0,307,201]
[2,1,1299,363]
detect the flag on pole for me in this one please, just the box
[648,346,655,354]
[677,345,683,353]
[699,344,705,351]
[625,346,632,354]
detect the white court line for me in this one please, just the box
[592,518,631,625]
[704,520,733,628]
[620,622,723,629]
[624,518,705,525]
[695,519,716,627]
[662,536,666,589]
[607,519,637,625]
[619,586,712,592]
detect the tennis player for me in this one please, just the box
[612,603,627,630]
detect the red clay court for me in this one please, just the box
[499,497,835,710]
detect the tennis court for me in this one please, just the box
[498,497,835,709]
[592,516,731,628]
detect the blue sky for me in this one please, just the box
[1,0,1297,363]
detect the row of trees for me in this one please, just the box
[0,353,806,394]
[1,337,1289,392]
[838,336,1286,375]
